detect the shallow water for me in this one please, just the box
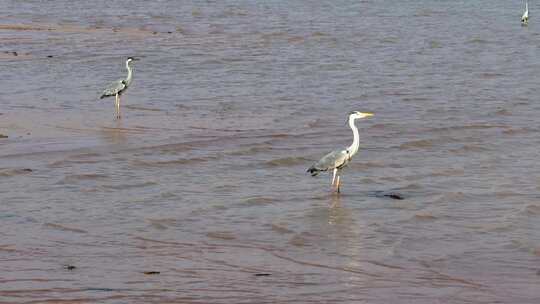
[1,1,539,303]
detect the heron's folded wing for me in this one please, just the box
[313,150,348,171]
[101,79,125,96]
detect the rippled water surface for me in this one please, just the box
[1,1,540,303]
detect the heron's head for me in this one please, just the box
[349,111,374,120]
[126,57,140,64]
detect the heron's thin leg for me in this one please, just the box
[331,168,337,187]
[336,175,341,193]
[115,94,119,119]
[117,95,121,119]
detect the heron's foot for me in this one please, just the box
[330,185,341,195]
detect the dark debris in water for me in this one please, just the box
[143,271,161,275]
[372,191,405,200]
[64,264,76,270]
[254,273,271,277]
[86,288,115,292]
[384,193,405,200]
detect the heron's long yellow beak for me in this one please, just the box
[362,112,374,117]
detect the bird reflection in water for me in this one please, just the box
[100,120,128,144]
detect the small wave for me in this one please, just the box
[465,222,512,232]
[260,31,288,41]
[467,38,492,45]
[312,31,328,37]
[48,159,101,168]
[242,197,274,205]
[287,36,305,44]
[0,168,33,177]
[218,8,249,17]
[412,212,437,221]
[359,178,377,184]
[352,161,399,169]
[102,181,157,190]
[288,234,310,247]
[0,22,158,38]
[69,152,102,159]
[59,174,108,184]
[414,9,436,17]
[234,196,275,207]
[0,245,17,252]
[380,37,398,44]
[124,105,164,112]
[269,223,295,234]
[226,145,271,156]
[306,118,326,128]
[399,139,434,149]
[264,156,310,167]
[367,123,391,130]
[430,168,465,177]
[390,200,417,210]
[433,192,466,203]
[131,156,217,167]
[522,204,540,215]
[449,144,489,153]
[101,126,147,134]
[494,109,512,116]
[502,127,536,135]
[44,223,87,234]
[0,24,52,31]
[401,97,431,102]
[478,72,503,79]
[427,124,506,133]
[206,231,236,240]
[147,218,178,230]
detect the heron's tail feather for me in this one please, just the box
[100,94,106,99]
[307,166,320,176]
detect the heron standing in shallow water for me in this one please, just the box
[522,1,529,25]
[100,57,139,119]
[307,111,373,194]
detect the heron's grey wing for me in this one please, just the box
[100,79,125,98]
[307,149,348,175]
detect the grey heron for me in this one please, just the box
[100,57,139,119]
[522,1,529,25]
[307,111,373,193]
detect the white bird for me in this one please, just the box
[100,57,139,119]
[522,1,529,25]
[307,111,374,193]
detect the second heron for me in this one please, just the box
[307,111,373,194]
[100,57,139,119]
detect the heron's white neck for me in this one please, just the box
[346,116,360,156]
[125,61,133,86]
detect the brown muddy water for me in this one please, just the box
[1,1,540,303]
